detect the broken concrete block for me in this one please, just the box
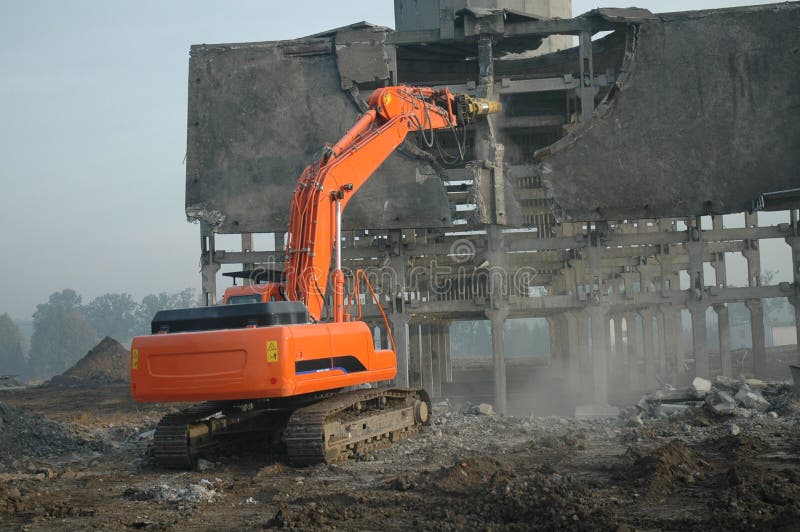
[637,394,657,409]
[734,386,751,404]
[691,377,713,398]
[730,424,741,436]
[715,375,739,389]
[658,404,689,417]
[737,391,770,412]
[653,388,695,402]
[196,459,214,472]
[717,391,736,406]
[626,412,644,427]
[712,402,735,415]
[472,403,494,416]
[432,400,451,415]
[745,378,767,390]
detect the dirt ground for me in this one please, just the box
[1,383,799,531]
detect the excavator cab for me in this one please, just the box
[222,283,283,305]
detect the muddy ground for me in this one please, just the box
[0,383,799,531]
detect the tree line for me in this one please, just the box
[0,288,197,382]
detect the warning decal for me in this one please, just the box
[266,341,279,363]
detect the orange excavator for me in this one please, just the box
[130,86,500,467]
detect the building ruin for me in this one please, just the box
[185,1,800,414]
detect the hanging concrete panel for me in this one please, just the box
[536,3,800,221]
[185,26,451,234]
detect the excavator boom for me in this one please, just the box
[284,86,498,321]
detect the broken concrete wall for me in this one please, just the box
[536,3,800,221]
[185,25,451,233]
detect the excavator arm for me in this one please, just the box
[284,85,500,321]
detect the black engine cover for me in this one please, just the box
[151,301,309,334]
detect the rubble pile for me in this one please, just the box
[0,401,99,472]
[625,375,798,423]
[123,479,222,504]
[50,337,130,386]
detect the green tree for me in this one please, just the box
[83,293,137,342]
[0,313,26,377]
[134,288,198,335]
[28,290,96,381]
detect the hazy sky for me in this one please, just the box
[0,0,789,320]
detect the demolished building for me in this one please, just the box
[184,1,800,414]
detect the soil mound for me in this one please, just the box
[50,337,129,386]
[0,401,95,472]
[625,439,710,501]
[433,456,510,494]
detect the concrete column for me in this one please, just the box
[639,309,657,389]
[389,313,411,387]
[613,314,627,381]
[743,214,766,377]
[637,263,657,293]
[578,31,595,123]
[241,233,254,284]
[273,232,285,253]
[746,300,767,378]
[575,310,591,401]
[200,221,219,306]
[625,312,641,390]
[442,321,453,383]
[420,324,434,394]
[589,306,609,404]
[686,237,709,378]
[689,304,710,378]
[786,218,800,349]
[408,322,422,388]
[430,322,442,398]
[714,304,733,377]
[654,311,666,377]
[584,232,609,403]
[563,312,582,393]
[488,309,509,415]
[661,306,684,380]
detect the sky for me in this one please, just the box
[0,0,790,321]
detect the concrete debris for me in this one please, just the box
[654,388,696,402]
[0,401,103,473]
[636,377,793,422]
[691,377,712,398]
[745,379,767,390]
[714,375,739,390]
[475,403,495,416]
[137,429,155,441]
[196,459,215,472]
[463,403,495,416]
[658,404,689,417]
[736,390,770,412]
[716,391,736,406]
[712,402,736,416]
[432,400,452,415]
[730,424,741,436]
[124,479,221,504]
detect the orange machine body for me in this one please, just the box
[130,320,396,402]
[221,284,283,305]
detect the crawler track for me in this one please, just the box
[284,387,431,465]
[151,387,430,468]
